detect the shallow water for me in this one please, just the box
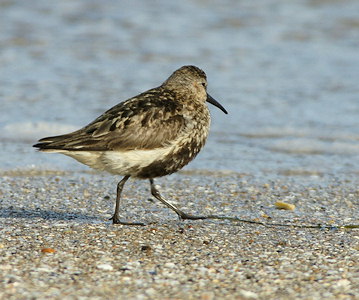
[1,0,359,183]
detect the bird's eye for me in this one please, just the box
[201,82,206,88]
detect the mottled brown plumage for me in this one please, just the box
[34,65,227,224]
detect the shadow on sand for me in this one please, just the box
[0,207,102,223]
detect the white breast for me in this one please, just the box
[58,144,175,176]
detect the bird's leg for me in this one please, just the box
[149,179,208,220]
[110,175,144,225]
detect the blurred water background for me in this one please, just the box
[1,0,359,183]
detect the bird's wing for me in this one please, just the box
[34,89,187,151]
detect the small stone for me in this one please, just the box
[41,248,56,253]
[238,290,259,299]
[145,288,156,296]
[164,262,176,268]
[97,264,113,271]
[37,266,54,273]
[333,279,351,289]
[83,189,91,197]
[141,245,152,252]
[201,292,215,300]
[274,201,296,210]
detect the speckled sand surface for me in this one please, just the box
[1,171,358,299]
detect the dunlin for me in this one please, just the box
[34,65,228,224]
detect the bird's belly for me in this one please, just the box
[100,146,175,176]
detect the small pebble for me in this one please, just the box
[96,264,114,271]
[41,248,56,253]
[275,201,296,210]
[238,290,259,299]
[164,262,176,268]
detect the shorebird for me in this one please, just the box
[34,65,228,224]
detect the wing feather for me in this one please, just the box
[34,88,187,151]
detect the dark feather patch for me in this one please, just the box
[33,87,188,151]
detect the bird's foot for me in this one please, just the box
[177,212,209,221]
[109,215,145,226]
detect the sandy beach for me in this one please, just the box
[1,171,358,299]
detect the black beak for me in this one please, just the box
[207,94,228,114]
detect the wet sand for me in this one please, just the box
[1,172,358,299]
